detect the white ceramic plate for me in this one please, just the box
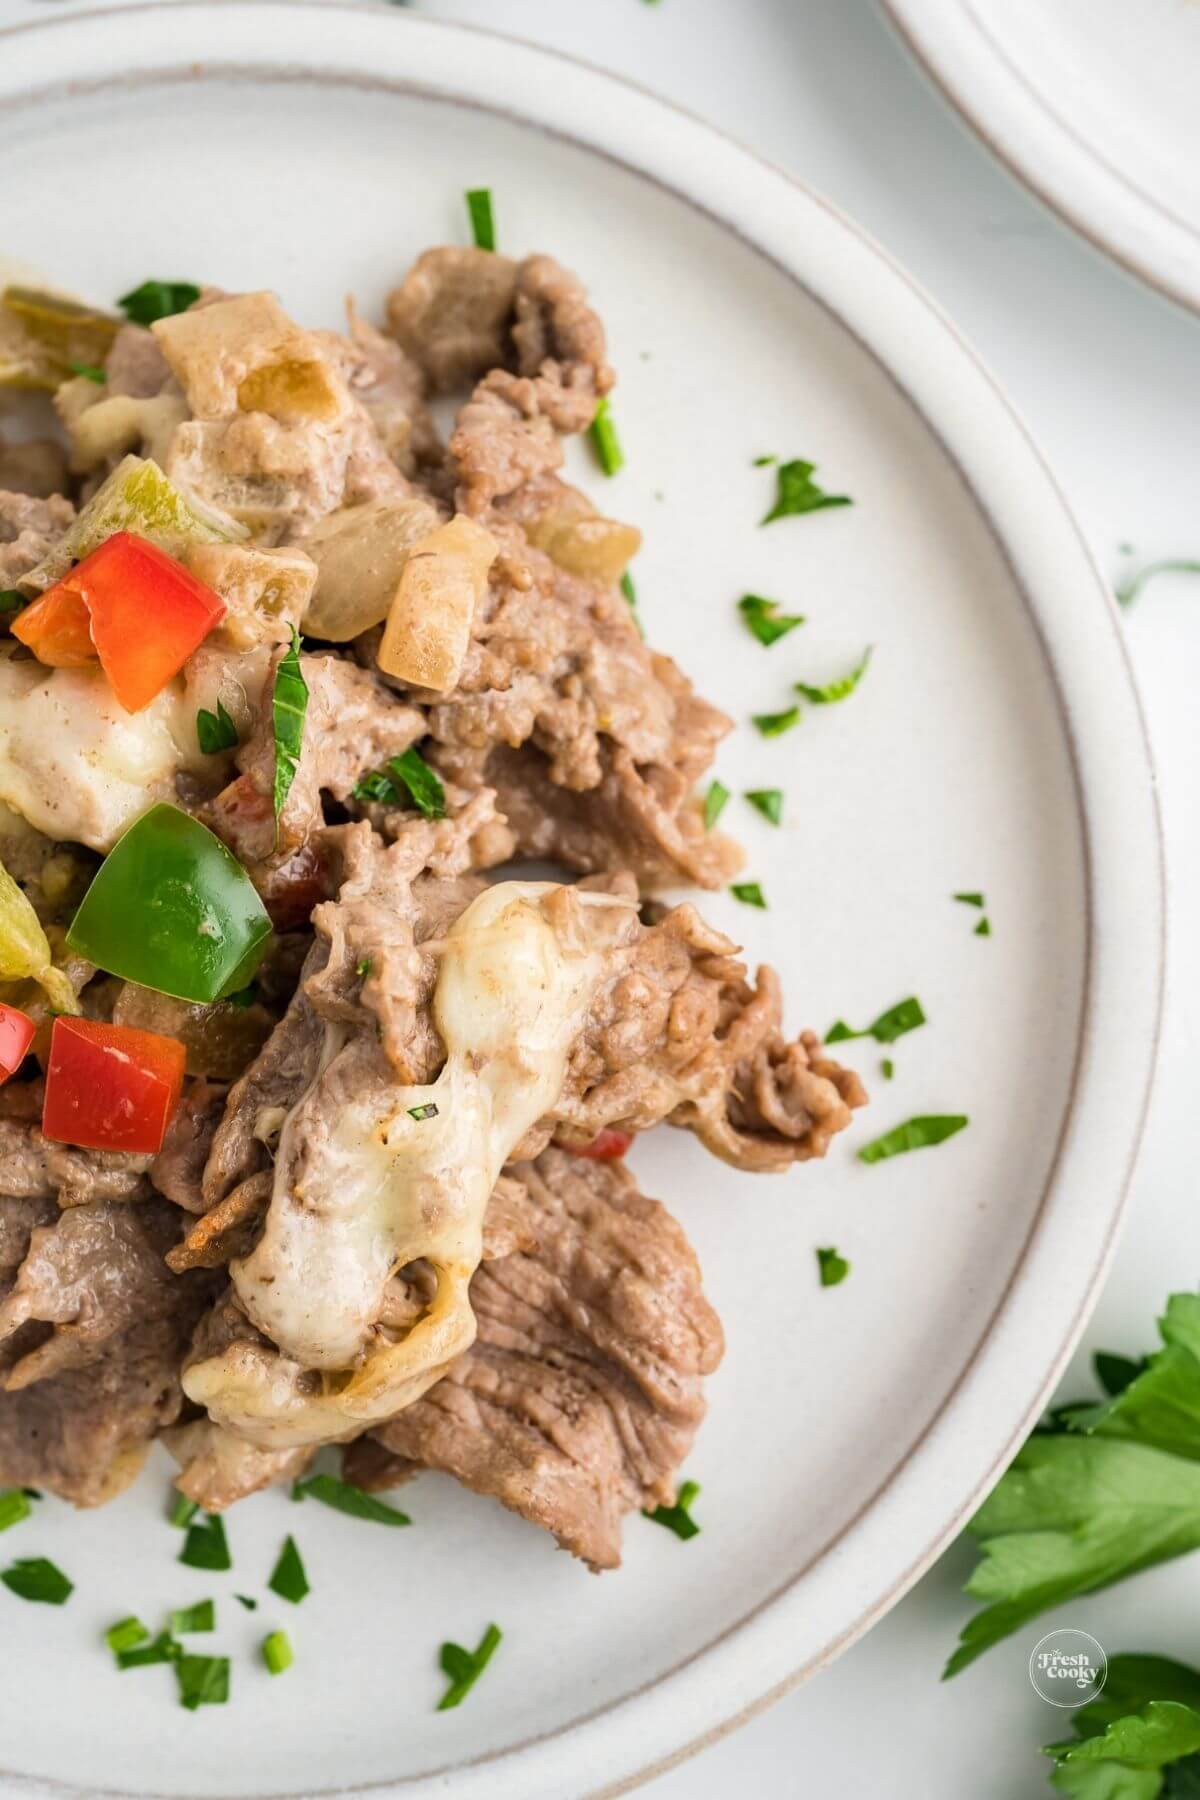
[0,6,1164,1796]
[882,0,1200,314]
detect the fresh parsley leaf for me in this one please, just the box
[268,1535,309,1605]
[407,1103,439,1122]
[272,628,308,823]
[752,705,800,738]
[953,892,986,908]
[352,769,394,805]
[704,780,730,831]
[175,1652,230,1711]
[353,747,446,820]
[619,569,645,637]
[1096,1353,1150,1399]
[761,458,852,525]
[465,187,496,252]
[1,1556,72,1604]
[826,996,926,1046]
[589,398,624,477]
[0,590,26,614]
[235,1594,258,1611]
[169,1494,199,1529]
[730,881,766,909]
[105,1616,150,1655]
[644,1479,701,1541]
[1048,1703,1200,1789]
[179,1514,231,1572]
[752,454,776,467]
[196,699,239,755]
[880,1058,894,1080]
[262,1629,293,1676]
[946,1297,1200,1677]
[437,1622,503,1710]
[0,1488,32,1533]
[1117,561,1200,609]
[744,788,783,826]
[117,1630,181,1671]
[975,917,991,937]
[1073,1654,1200,1736]
[858,1114,967,1164]
[291,1473,411,1526]
[737,593,805,647]
[794,647,872,705]
[169,1599,215,1635]
[117,280,201,326]
[816,1247,850,1288]
[68,361,106,384]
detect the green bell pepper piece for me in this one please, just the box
[28,455,246,590]
[66,804,272,1004]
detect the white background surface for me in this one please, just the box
[2,2,1197,1795]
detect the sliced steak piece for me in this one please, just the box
[347,1146,723,1570]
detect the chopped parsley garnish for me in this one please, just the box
[68,361,106,384]
[737,593,805,648]
[730,881,766,909]
[794,647,872,705]
[271,627,308,822]
[169,1495,199,1529]
[826,996,926,1046]
[619,570,644,637]
[105,1616,150,1656]
[703,780,730,831]
[858,1115,967,1164]
[644,1478,701,1541]
[196,698,239,755]
[117,279,201,326]
[589,397,624,477]
[752,454,776,467]
[816,1247,850,1288]
[116,1630,180,1671]
[235,1594,258,1611]
[974,917,991,937]
[176,1653,230,1711]
[356,958,372,979]
[169,1599,215,1635]
[1,1556,72,1605]
[465,188,496,252]
[0,590,26,614]
[744,788,783,826]
[953,892,985,908]
[292,1473,412,1526]
[880,1058,894,1080]
[0,1488,32,1533]
[179,1513,231,1572]
[437,1623,503,1710]
[407,1103,439,1123]
[947,1292,1200,1677]
[352,746,446,820]
[761,458,852,525]
[752,705,800,738]
[1116,559,1200,608]
[262,1630,294,1677]
[268,1535,309,1605]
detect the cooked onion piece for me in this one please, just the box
[301,496,441,641]
[376,514,497,692]
[152,292,348,424]
[182,880,637,1448]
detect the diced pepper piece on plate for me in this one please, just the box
[0,859,78,1016]
[0,1004,35,1083]
[42,1017,185,1154]
[16,532,226,710]
[66,803,272,1004]
[561,1128,634,1162]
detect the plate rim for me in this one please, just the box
[880,0,1200,315]
[0,6,1167,1797]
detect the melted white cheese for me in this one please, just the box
[183,880,635,1448]
[0,651,208,851]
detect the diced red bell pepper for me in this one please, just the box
[561,1128,634,1162]
[42,1016,185,1154]
[14,532,225,712]
[0,1002,35,1084]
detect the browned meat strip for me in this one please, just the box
[149,1081,228,1213]
[346,1147,722,1569]
[0,490,74,588]
[0,1105,152,1209]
